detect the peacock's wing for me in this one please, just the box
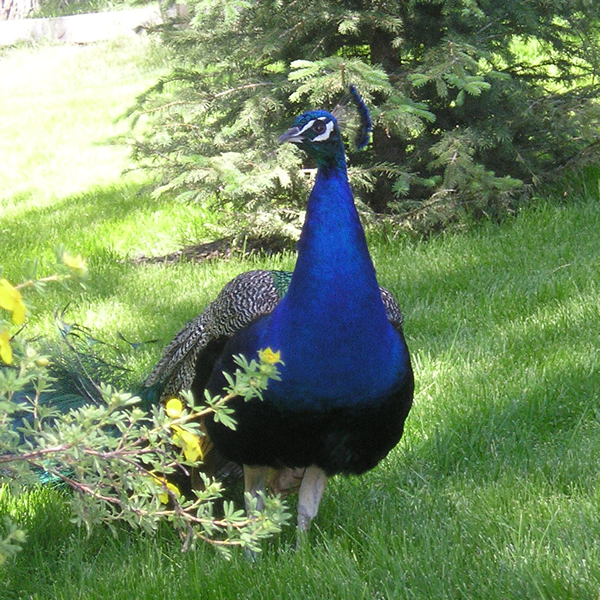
[379,286,404,328]
[143,270,292,401]
[142,269,292,484]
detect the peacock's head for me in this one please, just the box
[278,110,343,163]
[279,86,372,166]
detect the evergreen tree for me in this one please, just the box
[130,0,600,231]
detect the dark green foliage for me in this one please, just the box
[129,0,600,231]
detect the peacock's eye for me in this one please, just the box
[312,120,327,134]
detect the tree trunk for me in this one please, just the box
[1,0,38,19]
[368,28,404,213]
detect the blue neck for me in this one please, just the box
[260,152,404,408]
[285,159,385,322]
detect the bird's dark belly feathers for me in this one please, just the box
[201,369,414,477]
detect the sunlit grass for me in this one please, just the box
[0,35,228,364]
[1,36,600,600]
[0,37,162,210]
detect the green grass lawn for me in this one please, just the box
[1,37,600,600]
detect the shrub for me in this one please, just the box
[129,0,600,232]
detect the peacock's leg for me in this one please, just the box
[243,464,269,513]
[297,465,328,533]
[267,467,306,497]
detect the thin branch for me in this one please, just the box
[213,82,271,100]
[14,274,67,291]
[139,100,190,116]
[0,444,71,464]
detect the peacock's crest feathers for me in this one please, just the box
[332,84,373,150]
[348,84,372,150]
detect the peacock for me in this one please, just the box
[142,86,415,534]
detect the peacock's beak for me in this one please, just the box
[278,127,303,144]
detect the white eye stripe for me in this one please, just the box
[312,120,334,142]
[296,117,333,141]
[297,119,316,136]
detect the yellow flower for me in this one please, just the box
[165,398,183,419]
[172,426,204,463]
[0,330,13,365]
[0,279,26,325]
[150,474,181,504]
[62,252,88,279]
[258,347,283,365]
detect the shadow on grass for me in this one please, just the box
[1,180,156,253]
